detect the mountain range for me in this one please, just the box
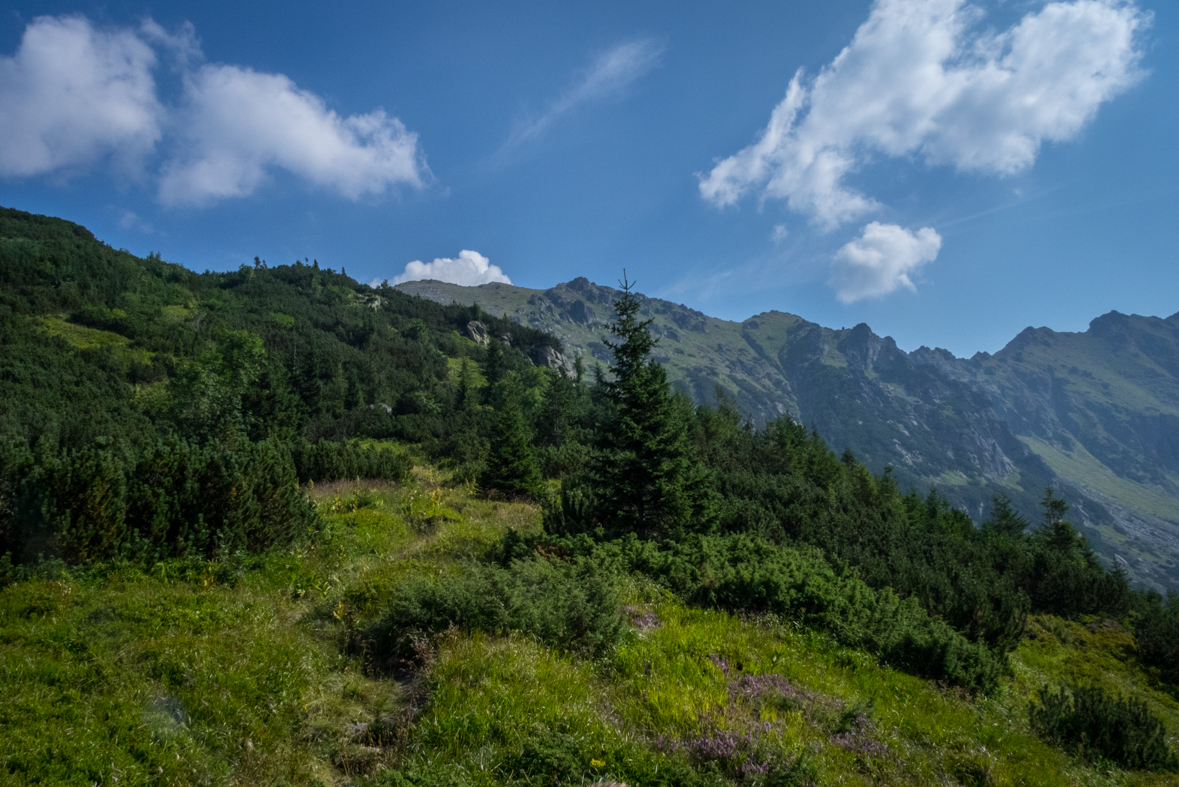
[397,277,1179,592]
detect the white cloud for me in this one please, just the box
[771,224,789,243]
[0,15,430,207]
[830,222,942,303]
[0,15,162,178]
[139,19,201,70]
[509,38,664,145]
[160,65,428,206]
[390,250,510,287]
[700,0,1149,228]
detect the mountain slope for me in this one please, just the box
[397,278,1179,591]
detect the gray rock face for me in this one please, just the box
[531,344,575,376]
[465,320,489,346]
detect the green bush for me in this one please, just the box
[1133,591,1179,685]
[2,436,319,563]
[503,729,587,787]
[1030,683,1179,771]
[534,532,1003,693]
[293,439,412,484]
[365,556,623,669]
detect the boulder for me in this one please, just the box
[465,320,489,346]
[531,344,575,377]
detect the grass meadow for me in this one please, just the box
[1,466,1177,786]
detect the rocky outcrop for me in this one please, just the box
[465,320,489,346]
[531,344,575,376]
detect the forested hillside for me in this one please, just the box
[397,278,1179,592]
[3,206,1179,786]
[0,206,563,563]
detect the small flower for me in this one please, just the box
[590,758,605,768]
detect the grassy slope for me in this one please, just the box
[3,465,1177,786]
[980,318,1179,512]
[1018,436,1179,524]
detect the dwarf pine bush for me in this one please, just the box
[1030,683,1179,772]
[365,556,623,669]
[532,531,1003,693]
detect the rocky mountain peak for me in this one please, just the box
[1088,310,1131,337]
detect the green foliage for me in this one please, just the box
[536,532,1003,693]
[479,377,544,499]
[0,206,546,565]
[365,556,623,668]
[563,275,711,539]
[1,436,318,562]
[503,729,590,787]
[293,440,412,485]
[1133,591,1179,686]
[5,205,1179,785]
[1030,683,1179,771]
[1,469,1175,787]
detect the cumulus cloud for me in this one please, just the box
[160,65,426,206]
[700,0,1149,228]
[390,250,510,287]
[0,15,162,177]
[509,38,664,145]
[830,222,942,303]
[0,14,429,206]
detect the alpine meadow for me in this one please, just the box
[1,206,1178,785]
[2,0,1179,783]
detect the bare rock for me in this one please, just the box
[531,344,575,376]
[466,320,489,346]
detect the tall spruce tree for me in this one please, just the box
[589,274,704,538]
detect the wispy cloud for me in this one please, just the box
[505,38,664,149]
[119,209,153,233]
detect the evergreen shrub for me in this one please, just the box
[1133,591,1179,686]
[1,437,319,562]
[366,557,623,668]
[532,532,1003,693]
[293,439,412,484]
[1030,683,1179,771]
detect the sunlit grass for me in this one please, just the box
[1,465,1177,785]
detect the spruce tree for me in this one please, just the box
[444,359,488,482]
[537,367,575,448]
[589,274,702,538]
[483,338,506,402]
[479,377,543,500]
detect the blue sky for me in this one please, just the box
[1,0,1175,357]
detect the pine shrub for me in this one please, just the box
[1030,683,1179,771]
[365,557,623,669]
[292,439,412,484]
